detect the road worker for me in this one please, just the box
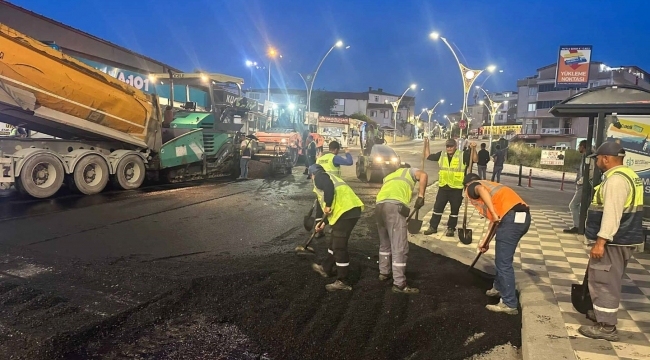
[463,173,531,315]
[579,142,644,342]
[309,164,364,292]
[316,141,353,178]
[376,164,428,294]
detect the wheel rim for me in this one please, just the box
[122,161,141,184]
[82,162,104,186]
[31,162,57,189]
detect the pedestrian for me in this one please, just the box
[564,140,590,234]
[463,173,531,315]
[423,138,478,236]
[305,136,317,179]
[316,141,353,178]
[238,135,251,180]
[477,143,490,180]
[579,141,644,342]
[376,164,428,294]
[309,164,364,292]
[491,144,506,183]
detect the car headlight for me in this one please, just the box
[391,157,398,162]
[375,156,383,162]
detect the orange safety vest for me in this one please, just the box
[465,181,526,222]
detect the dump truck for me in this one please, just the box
[0,23,248,198]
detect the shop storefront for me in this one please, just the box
[319,116,350,145]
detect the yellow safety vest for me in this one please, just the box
[313,173,364,225]
[438,151,464,189]
[585,166,644,245]
[316,153,341,177]
[376,168,416,206]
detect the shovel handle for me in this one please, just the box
[469,251,482,270]
[302,217,327,249]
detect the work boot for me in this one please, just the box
[424,227,437,235]
[445,228,455,237]
[578,323,619,342]
[586,310,597,322]
[325,280,352,292]
[392,284,420,294]
[563,227,579,234]
[311,263,330,278]
[379,273,391,281]
[485,287,501,297]
[486,301,518,315]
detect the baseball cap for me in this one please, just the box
[587,141,625,158]
[308,164,325,176]
[445,139,457,147]
[463,173,481,186]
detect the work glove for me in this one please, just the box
[414,196,425,210]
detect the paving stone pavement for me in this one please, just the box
[412,191,650,360]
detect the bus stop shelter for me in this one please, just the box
[549,84,650,238]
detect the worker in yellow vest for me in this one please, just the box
[423,138,478,236]
[376,165,428,294]
[579,142,644,342]
[309,164,364,292]
[316,141,353,178]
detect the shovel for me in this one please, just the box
[571,266,593,314]
[468,221,498,271]
[295,217,326,255]
[303,200,317,231]
[407,209,423,234]
[458,146,476,245]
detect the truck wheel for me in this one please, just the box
[71,155,109,195]
[366,167,382,183]
[19,153,65,198]
[356,161,365,180]
[112,155,145,190]
[288,148,299,167]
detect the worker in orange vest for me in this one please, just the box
[463,173,532,315]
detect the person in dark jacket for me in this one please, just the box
[477,143,491,180]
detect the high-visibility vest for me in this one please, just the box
[376,168,416,206]
[313,173,364,225]
[438,151,465,189]
[466,180,527,222]
[585,166,644,245]
[316,153,341,177]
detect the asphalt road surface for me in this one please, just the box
[0,140,543,359]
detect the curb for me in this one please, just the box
[407,236,576,360]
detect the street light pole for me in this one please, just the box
[430,32,495,138]
[307,40,345,131]
[477,86,506,152]
[389,84,417,144]
[266,47,279,102]
[425,99,445,139]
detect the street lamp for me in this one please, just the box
[430,32,496,138]
[476,87,506,151]
[267,47,279,102]
[386,84,417,144]
[425,99,445,138]
[298,40,346,132]
[245,60,258,89]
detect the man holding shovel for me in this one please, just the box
[309,164,365,292]
[376,165,429,294]
[463,173,531,315]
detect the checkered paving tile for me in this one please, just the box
[415,193,650,360]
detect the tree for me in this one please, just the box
[349,112,377,126]
[310,89,336,116]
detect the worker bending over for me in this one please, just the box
[463,173,531,315]
[376,165,428,294]
[579,142,643,342]
[316,141,353,178]
[423,138,478,236]
[309,164,364,292]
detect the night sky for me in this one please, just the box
[10,0,650,123]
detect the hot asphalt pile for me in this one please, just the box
[0,207,521,359]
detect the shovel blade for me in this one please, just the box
[408,219,423,234]
[571,282,593,314]
[458,228,473,245]
[303,216,315,232]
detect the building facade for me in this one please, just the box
[515,62,650,148]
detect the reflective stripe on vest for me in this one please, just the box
[466,180,526,222]
[376,168,416,205]
[438,151,464,189]
[313,173,364,225]
[585,166,644,245]
[316,153,341,177]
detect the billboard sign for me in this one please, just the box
[555,45,592,87]
[0,122,15,136]
[540,150,565,165]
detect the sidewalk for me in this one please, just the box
[410,191,650,360]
